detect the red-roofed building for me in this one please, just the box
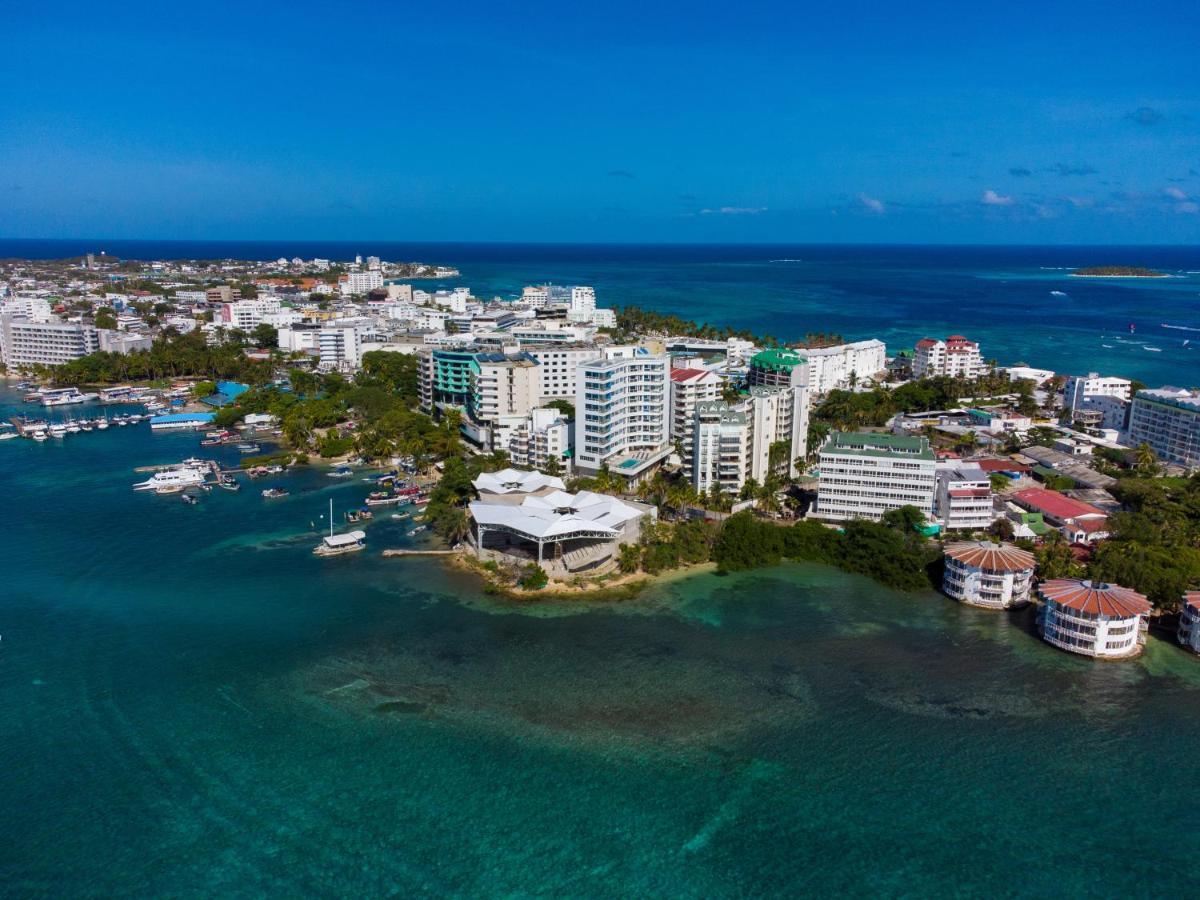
[913,334,986,379]
[1039,579,1150,658]
[669,366,724,478]
[977,457,1032,476]
[1010,487,1108,543]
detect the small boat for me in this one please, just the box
[200,437,222,447]
[218,476,241,491]
[391,512,411,521]
[181,494,199,505]
[364,493,401,506]
[327,466,353,478]
[266,464,284,474]
[31,431,47,442]
[313,530,366,557]
[407,526,426,537]
[96,418,109,430]
[237,443,261,454]
[0,432,18,441]
[261,487,289,499]
[66,422,81,434]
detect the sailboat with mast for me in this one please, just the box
[313,497,366,556]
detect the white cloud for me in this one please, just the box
[1164,186,1189,200]
[981,189,1014,206]
[699,206,767,215]
[858,194,885,214]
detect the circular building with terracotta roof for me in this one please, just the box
[942,541,1036,609]
[1179,592,1200,655]
[1038,579,1152,659]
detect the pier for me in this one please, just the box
[382,549,457,557]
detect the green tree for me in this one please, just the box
[251,323,278,349]
[518,564,549,590]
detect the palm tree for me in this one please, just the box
[439,507,471,546]
[1134,442,1157,474]
[757,479,782,515]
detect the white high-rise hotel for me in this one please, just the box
[574,351,670,475]
[815,432,937,522]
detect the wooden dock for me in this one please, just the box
[382,549,456,557]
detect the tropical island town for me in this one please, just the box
[2,251,1199,663]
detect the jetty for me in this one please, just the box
[382,549,456,557]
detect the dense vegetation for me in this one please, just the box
[1088,475,1200,611]
[614,507,940,593]
[610,305,776,346]
[48,331,274,385]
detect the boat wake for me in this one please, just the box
[1161,323,1200,332]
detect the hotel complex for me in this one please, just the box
[1127,388,1200,470]
[815,432,936,522]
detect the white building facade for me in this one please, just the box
[802,339,887,394]
[934,462,995,531]
[913,335,986,379]
[942,541,1035,609]
[815,432,936,522]
[1064,373,1131,431]
[574,353,670,474]
[1127,388,1200,469]
[1039,579,1151,659]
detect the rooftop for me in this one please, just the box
[1011,487,1107,522]
[945,541,1035,572]
[823,431,934,460]
[472,468,567,495]
[750,348,807,371]
[469,489,644,542]
[1039,579,1151,618]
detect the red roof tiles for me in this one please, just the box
[944,541,1035,572]
[1011,488,1106,522]
[1039,579,1151,617]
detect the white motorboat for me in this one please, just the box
[132,466,208,493]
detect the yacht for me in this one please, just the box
[31,431,47,442]
[132,466,208,493]
[96,417,109,430]
[47,423,68,438]
[41,388,91,407]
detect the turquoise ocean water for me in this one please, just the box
[3,241,1199,385]
[3,381,1200,896]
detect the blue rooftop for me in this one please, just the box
[150,412,215,424]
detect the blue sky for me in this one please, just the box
[2,0,1197,242]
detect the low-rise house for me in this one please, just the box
[1010,487,1109,543]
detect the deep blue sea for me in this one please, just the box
[3,240,1199,385]
[3,382,1200,896]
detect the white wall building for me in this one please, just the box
[1064,373,1131,431]
[1127,388,1200,469]
[0,315,99,368]
[934,462,995,531]
[341,271,383,296]
[746,385,809,481]
[913,335,986,379]
[942,541,1036,609]
[574,352,670,475]
[815,432,936,522]
[318,325,364,371]
[526,346,603,401]
[509,407,574,470]
[1039,579,1151,659]
[670,367,724,477]
[218,297,283,330]
[692,401,751,495]
[802,339,887,393]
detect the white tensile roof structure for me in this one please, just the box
[469,489,643,553]
[472,468,567,495]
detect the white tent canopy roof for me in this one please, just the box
[469,489,642,542]
[472,468,567,495]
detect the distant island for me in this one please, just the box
[1069,265,1167,278]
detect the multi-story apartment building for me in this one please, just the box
[747,348,809,389]
[669,367,724,478]
[341,271,383,296]
[318,325,363,372]
[746,385,809,480]
[218,297,283,330]
[913,335,986,379]
[1127,388,1200,469]
[574,352,670,478]
[524,345,601,401]
[1063,373,1132,431]
[569,286,596,315]
[692,402,751,496]
[934,462,994,531]
[800,339,887,394]
[508,407,573,471]
[0,315,100,368]
[469,352,540,449]
[205,285,239,304]
[814,432,936,522]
